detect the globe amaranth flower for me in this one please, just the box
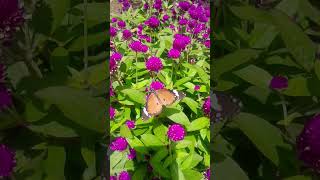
[204,40,210,48]
[297,114,320,172]
[110,176,117,180]
[122,29,132,40]
[162,14,169,22]
[167,124,186,142]
[179,18,188,26]
[194,85,200,91]
[0,0,24,42]
[204,168,210,180]
[129,41,148,53]
[144,3,149,9]
[146,16,160,28]
[139,35,152,43]
[199,14,209,23]
[203,96,210,116]
[173,34,191,52]
[0,144,16,177]
[126,120,135,129]
[111,17,117,23]
[110,85,115,97]
[188,19,197,29]
[121,0,131,11]
[110,26,117,37]
[146,56,163,72]
[153,0,162,10]
[178,1,191,11]
[110,106,115,119]
[117,20,126,29]
[110,57,117,72]
[269,76,288,90]
[0,86,12,110]
[111,52,122,62]
[119,171,131,180]
[168,48,181,59]
[127,148,136,160]
[110,137,128,152]
[150,81,164,91]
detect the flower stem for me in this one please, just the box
[135,52,138,83]
[83,0,88,70]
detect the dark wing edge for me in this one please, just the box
[172,89,186,101]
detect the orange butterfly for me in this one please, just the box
[142,89,185,120]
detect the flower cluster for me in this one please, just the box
[167,124,186,142]
[110,137,128,152]
[0,144,16,177]
[203,96,210,117]
[129,41,148,53]
[145,56,163,72]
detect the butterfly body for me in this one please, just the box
[142,89,185,120]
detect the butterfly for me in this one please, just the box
[142,89,185,120]
[212,91,242,122]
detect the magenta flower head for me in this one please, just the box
[119,171,131,180]
[110,86,114,97]
[162,14,169,22]
[179,18,188,26]
[204,40,210,48]
[110,26,117,37]
[127,148,136,160]
[117,20,126,28]
[297,114,320,172]
[111,52,122,62]
[150,81,164,91]
[203,96,210,116]
[188,19,197,29]
[178,1,191,11]
[204,168,210,180]
[129,41,148,53]
[126,120,135,129]
[146,16,160,28]
[0,0,24,42]
[173,34,191,52]
[168,48,181,59]
[144,3,149,10]
[0,86,12,110]
[111,17,117,23]
[122,29,132,40]
[146,56,163,72]
[110,137,128,152]
[110,176,117,180]
[110,57,117,72]
[194,85,200,91]
[167,124,186,142]
[269,76,288,90]
[0,144,16,177]
[110,106,115,120]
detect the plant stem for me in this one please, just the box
[280,94,288,120]
[135,52,138,83]
[83,0,88,70]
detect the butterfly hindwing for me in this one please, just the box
[156,89,176,105]
[212,91,242,122]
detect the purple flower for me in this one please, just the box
[140,44,149,53]
[117,20,126,28]
[122,29,132,40]
[110,57,117,72]
[0,0,24,42]
[172,34,191,52]
[179,18,188,26]
[0,144,16,177]
[203,33,209,39]
[169,24,175,31]
[110,137,128,152]
[297,114,320,172]
[144,3,149,9]
[122,0,131,11]
[111,52,122,62]
[199,14,209,23]
[111,18,117,23]
[168,48,181,59]
[110,107,115,119]
[194,85,200,91]
[146,16,160,28]
[162,15,169,22]
[110,85,115,97]
[204,168,210,180]
[150,81,164,91]
[146,56,163,72]
[204,40,210,48]
[110,176,117,180]
[129,41,148,53]
[110,27,117,37]
[119,171,131,180]
[0,86,12,110]
[126,120,135,129]
[139,35,152,43]
[178,1,191,11]
[188,19,197,29]
[127,148,136,160]
[269,76,288,90]
[167,124,186,142]
[203,97,210,116]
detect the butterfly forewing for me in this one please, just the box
[146,93,163,116]
[156,89,176,106]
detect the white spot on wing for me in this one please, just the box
[173,90,179,98]
[143,107,150,117]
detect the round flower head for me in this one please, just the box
[146,56,163,72]
[110,176,117,180]
[111,17,117,23]
[199,14,209,23]
[110,26,117,37]
[269,76,288,90]
[168,48,181,59]
[172,35,191,52]
[162,14,169,22]
[144,3,149,9]
[179,18,188,26]
[110,106,115,120]
[127,148,136,160]
[119,171,131,180]
[188,19,197,29]
[129,41,148,53]
[150,81,164,91]
[110,57,117,72]
[111,52,122,62]
[194,85,200,91]
[203,96,210,116]
[146,16,160,28]
[110,137,128,152]
[117,20,126,28]
[140,44,149,53]
[167,124,186,142]
[169,24,175,31]
[178,1,191,11]
[126,120,135,129]
[0,0,24,42]
[204,168,210,180]
[0,86,12,110]
[297,114,320,172]
[204,40,210,48]
[0,144,16,177]
[122,0,131,11]
[122,29,132,40]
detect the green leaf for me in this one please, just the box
[121,89,146,105]
[193,64,209,83]
[120,124,133,138]
[24,101,47,123]
[141,134,166,147]
[213,157,249,180]
[315,60,320,81]
[110,151,123,170]
[282,175,312,180]
[175,140,193,149]
[174,77,192,87]
[186,117,209,132]
[151,148,168,162]
[234,113,290,165]
[6,61,30,88]
[75,3,110,27]
[35,86,106,133]
[81,141,96,180]
[153,123,168,144]
[182,169,203,180]
[181,97,199,114]
[283,77,311,96]
[163,107,190,126]
[127,137,148,154]
[46,0,70,33]
[180,152,203,170]
[233,65,272,89]
[28,121,78,138]
[244,86,271,104]
[230,5,273,24]
[68,32,107,52]
[44,146,66,180]
[132,165,147,180]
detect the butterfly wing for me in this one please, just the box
[156,89,185,106]
[212,91,242,122]
[142,93,163,120]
